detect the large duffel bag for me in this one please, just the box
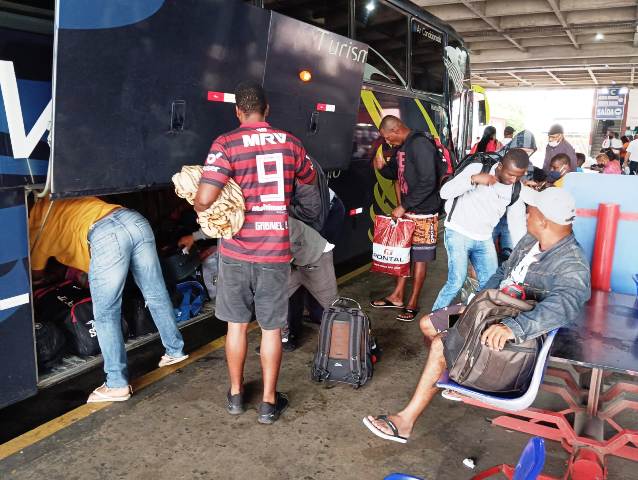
[34,320,67,371]
[443,289,543,396]
[311,298,374,388]
[35,282,128,357]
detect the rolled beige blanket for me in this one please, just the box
[172,165,245,238]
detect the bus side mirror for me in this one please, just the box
[477,100,487,126]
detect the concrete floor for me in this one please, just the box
[1,247,636,479]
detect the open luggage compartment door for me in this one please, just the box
[51,0,367,198]
[0,189,37,408]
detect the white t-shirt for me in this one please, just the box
[625,139,638,162]
[500,242,541,288]
[502,137,512,146]
[602,137,623,153]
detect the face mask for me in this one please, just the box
[548,141,560,147]
[548,171,562,182]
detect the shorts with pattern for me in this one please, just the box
[405,213,438,262]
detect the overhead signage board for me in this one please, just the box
[595,87,627,120]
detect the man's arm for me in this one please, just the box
[195,138,232,212]
[439,163,483,200]
[501,263,591,343]
[194,183,222,212]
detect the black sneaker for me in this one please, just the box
[226,390,245,415]
[282,338,297,352]
[257,392,289,425]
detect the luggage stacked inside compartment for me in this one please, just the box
[33,278,129,371]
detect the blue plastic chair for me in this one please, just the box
[384,474,424,480]
[436,329,558,412]
[513,437,546,480]
[472,437,552,480]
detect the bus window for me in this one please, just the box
[445,39,470,95]
[411,20,444,94]
[355,1,407,88]
[263,0,349,36]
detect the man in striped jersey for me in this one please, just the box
[194,82,317,424]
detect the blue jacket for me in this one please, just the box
[483,233,591,343]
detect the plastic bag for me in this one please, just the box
[370,215,416,277]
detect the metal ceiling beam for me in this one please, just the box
[587,68,599,85]
[507,72,533,86]
[545,69,565,85]
[632,67,635,84]
[471,73,501,87]
[546,0,579,48]
[458,0,527,52]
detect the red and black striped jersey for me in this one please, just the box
[200,121,315,263]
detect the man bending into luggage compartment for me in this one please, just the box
[193,82,317,424]
[363,187,590,443]
[29,196,188,403]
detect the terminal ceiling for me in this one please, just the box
[414,0,638,89]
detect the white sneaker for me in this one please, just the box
[158,354,189,368]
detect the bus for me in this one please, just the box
[259,0,485,265]
[0,0,483,410]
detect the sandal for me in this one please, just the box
[87,383,132,403]
[158,353,189,368]
[370,298,404,309]
[362,415,408,444]
[397,308,419,322]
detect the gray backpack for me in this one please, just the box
[443,289,543,395]
[311,298,373,388]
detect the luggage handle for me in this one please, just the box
[331,297,362,310]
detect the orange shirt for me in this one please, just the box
[29,197,121,273]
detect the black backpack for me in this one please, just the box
[404,131,451,185]
[311,298,374,389]
[446,151,522,222]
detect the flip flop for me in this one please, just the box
[362,415,408,444]
[87,384,132,403]
[397,308,420,322]
[370,298,404,309]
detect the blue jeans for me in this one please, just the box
[432,228,498,311]
[492,215,513,264]
[88,209,185,388]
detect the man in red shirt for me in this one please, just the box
[194,82,316,424]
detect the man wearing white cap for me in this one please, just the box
[362,187,591,444]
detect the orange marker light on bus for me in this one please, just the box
[299,70,312,82]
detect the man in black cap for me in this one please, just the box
[543,124,576,173]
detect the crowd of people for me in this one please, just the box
[29,82,598,434]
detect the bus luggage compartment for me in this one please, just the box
[51,0,367,198]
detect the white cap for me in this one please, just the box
[520,186,576,225]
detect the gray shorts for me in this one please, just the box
[215,256,290,330]
[289,250,338,309]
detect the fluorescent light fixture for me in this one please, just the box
[595,33,604,40]
[366,1,375,12]
[611,80,617,85]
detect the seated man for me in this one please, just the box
[363,187,590,443]
[30,196,188,403]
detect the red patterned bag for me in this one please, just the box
[371,215,416,277]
